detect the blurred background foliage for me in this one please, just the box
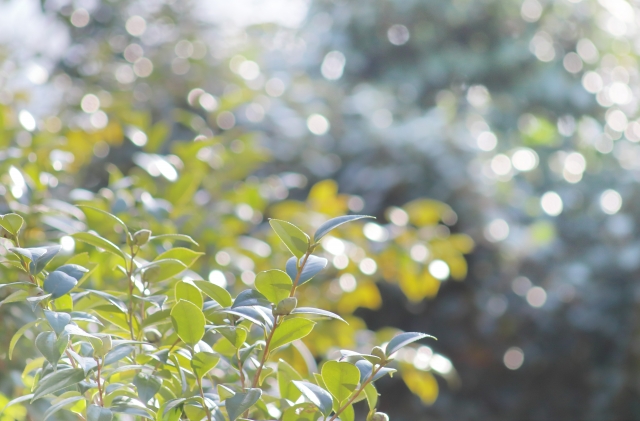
[0,0,638,419]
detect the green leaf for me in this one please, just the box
[354,360,396,384]
[170,300,205,346]
[282,403,321,421]
[292,381,333,417]
[133,372,162,403]
[77,205,128,233]
[313,215,374,242]
[35,331,68,368]
[0,394,34,415]
[87,404,114,421]
[175,280,203,308]
[32,368,85,401]
[340,404,355,421]
[156,247,203,268]
[193,280,232,307]
[43,271,78,299]
[44,309,74,335]
[9,319,39,360]
[217,326,248,349]
[385,332,436,357]
[0,213,24,236]
[225,388,262,421]
[43,395,84,421]
[291,307,346,323]
[141,259,187,283]
[104,345,135,366]
[269,219,310,258]
[149,234,199,246]
[72,232,126,263]
[270,318,316,351]
[278,359,303,401]
[321,361,359,404]
[232,289,270,308]
[285,256,328,285]
[255,270,292,304]
[191,352,220,380]
[0,289,29,306]
[29,246,61,275]
[363,383,378,411]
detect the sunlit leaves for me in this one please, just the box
[43,265,88,298]
[292,381,333,417]
[0,213,24,236]
[191,352,220,380]
[225,389,262,421]
[270,318,316,351]
[255,270,292,303]
[72,232,126,263]
[232,289,270,308]
[321,361,359,404]
[193,280,232,307]
[269,219,309,258]
[385,332,436,357]
[133,373,162,403]
[170,300,205,346]
[278,359,303,401]
[285,255,328,285]
[175,280,203,308]
[313,215,374,242]
[31,368,85,402]
[87,404,114,421]
[35,332,68,369]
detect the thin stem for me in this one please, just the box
[196,373,212,421]
[126,244,138,341]
[65,349,77,369]
[12,234,37,285]
[328,365,383,421]
[289,250,312,297]
[94,358,104,407]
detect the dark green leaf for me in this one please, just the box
[269,219,310,258]
[54,264,89,281]
[225,388,262,421]
[31,368,85,401]
[72,232,126,263]
[104,345,135,366]
[285,256,328,285]
[44,310,72,336]
[43,395,84,421]
[43,271,78,299]
[35,331,67,368]
[133,373,162,403]
[232,289,270,308]
[385,332,436,357]
[354,360,397,384]
[313,215,374,242]
[30,246,61,275]
[87,404,114,421]
[292,381,333,417]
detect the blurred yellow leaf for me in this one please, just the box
[307,180,348,216]
[337,281,381,313]
[402,369,439,405]
[404,199,454,227]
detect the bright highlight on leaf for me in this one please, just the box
[269,219,310,258]
[170,300,205,346]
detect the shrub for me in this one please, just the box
[0,211,434,421]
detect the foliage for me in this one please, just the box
[0,210,436,420]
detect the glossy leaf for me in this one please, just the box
[43,271,78,299]
[170,299,205,346]
[354,360,397,384]
[232,289,271,308]
[385,332,436,357]
[133,372,162,403]
[285,255,328,285]
[43,395,84,421]
[55,264,89,281]
[269,219,310,258]
[44,310,71,335]
[193,280,232,307]
[0,213,24,235]
[141,259,187,283]
[282,403,321,421]
[175,280,203,308]
[278,359,303,401]
[321,361,360,404]
[270,318,316,351]
[292,381,333,417]
[30,246,61,275]
[313,215,374,242]
[72,232,126,263]
[254,269,292,304]
[35,332,68,368]
[225,388,262,421]
[191,351,220,380]
[364,383,378,411]
[31,368,86,401]
[87,404,114,421]
[291,307,346,323]
[104,345,135,366]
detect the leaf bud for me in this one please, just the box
[371,346,386,361]
[133,229,152,246]
[273,297,297,316]
[371,412,389,421]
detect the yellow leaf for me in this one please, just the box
[402,369,439,405]
[307,180,348,216]
[337,281,381,313]
[404,199,454,227]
